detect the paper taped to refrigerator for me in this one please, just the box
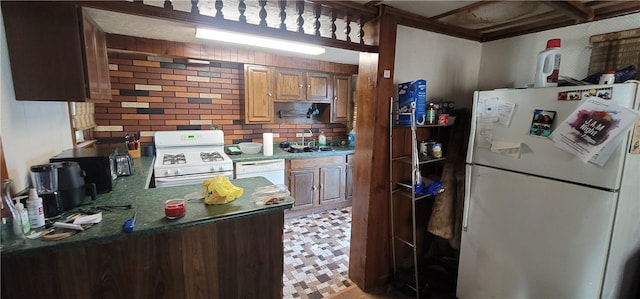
[496,101,516,127]
[478,97,500,121]
[476,120,494,148]
[490,141,522,158]
[551,97,640,164]
[478,97,516,127]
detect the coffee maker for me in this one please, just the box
[30,164,63,220]
[31,162,97,217]
[51,161,97,211]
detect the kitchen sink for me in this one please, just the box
[284,146,334,153]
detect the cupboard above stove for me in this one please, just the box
[1,2,111,102]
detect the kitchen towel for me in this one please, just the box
[263,133,273,156]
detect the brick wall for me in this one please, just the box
[95,35,358,146]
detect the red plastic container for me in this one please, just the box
[164,199,186,219]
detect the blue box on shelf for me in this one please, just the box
[398,79,427,125]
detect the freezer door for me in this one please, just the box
[467,83,639,190]
[457,164,617,299]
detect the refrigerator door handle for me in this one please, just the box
[466,91,480,164]
[463,164,472,231]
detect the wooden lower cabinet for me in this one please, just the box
[346,154,354,200]
[319,163,345,204]
[286,155,351,217]
[289,168,317,209]
[1,211,285,299]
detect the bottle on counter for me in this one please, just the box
[26,188,45,229]
[1,179,25,247]
[13,198,30,234]
[318,131,327,147]
[348,129,356,147]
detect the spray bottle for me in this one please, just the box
[12,197,30,234]
[534,38,561,88]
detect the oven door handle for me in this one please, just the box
[155,171,233,183]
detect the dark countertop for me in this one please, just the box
[228,144,355,163]
[1,157,294,257]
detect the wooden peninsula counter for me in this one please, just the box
[1,157,293,299]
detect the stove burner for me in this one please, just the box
[163,154,186,165]
[200,151,224,162]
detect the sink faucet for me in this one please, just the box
[301,129,313,147]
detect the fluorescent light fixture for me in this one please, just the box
[186,59,211,65]
[195,27,325,55]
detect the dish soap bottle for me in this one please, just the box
[318,131,327,147]
[348,129,356,147]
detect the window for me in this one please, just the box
[70,102,97,147]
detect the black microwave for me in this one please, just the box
[50,147,117,194]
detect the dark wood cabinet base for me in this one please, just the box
[2,211,284,299]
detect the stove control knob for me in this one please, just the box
[175,169,181,175]
[165,169,172,176]
[218,166,225,172]
[210,166,217,172]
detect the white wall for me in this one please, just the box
[1,11,73,192]
[479,13,640,91]
[394,25,482,109]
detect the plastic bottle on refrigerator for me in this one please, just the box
[534,38,561,88]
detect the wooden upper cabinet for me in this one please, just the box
[244,65,274,123]
[274,68,331,102]
[275,69,305,101]
[82,10,112,100]
[306,72,332,102]
[331,75,352,123]
[1,2,111,102]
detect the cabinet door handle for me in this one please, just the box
[312,185,317,191]
[307,84,311,88]
[267,92,272,97]
[334,96,338,101]
[299,84,304,88]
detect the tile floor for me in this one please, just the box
[283,207,353,298]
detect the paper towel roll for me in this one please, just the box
[263,133,273,156]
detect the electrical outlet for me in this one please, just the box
[295,133,313,137]
[272,133,280,138]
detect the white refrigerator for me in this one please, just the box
[458,82,640,299]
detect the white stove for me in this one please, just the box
[153,130,233,188]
